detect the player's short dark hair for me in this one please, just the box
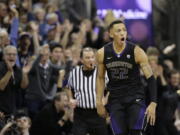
[108,20,124,32]
[80,47,95,58]
[49,42,63,52]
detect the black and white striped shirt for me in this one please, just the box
[67,65,97,109]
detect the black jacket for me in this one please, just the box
[30,102,64,135]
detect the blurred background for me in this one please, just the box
[0,0,179,135]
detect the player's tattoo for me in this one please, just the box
[140,63,153,78]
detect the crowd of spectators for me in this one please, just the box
[0,0,179,135]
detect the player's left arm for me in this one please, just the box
[134,46,157,126]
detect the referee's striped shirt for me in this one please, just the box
[67,65,97,109]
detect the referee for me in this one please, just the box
[67,47,108,135]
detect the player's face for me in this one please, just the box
[109,23,127,44]
[82,51,96,70]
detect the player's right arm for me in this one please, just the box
[96,47,107,118]
[135,46,157,126]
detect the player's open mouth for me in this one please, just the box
[121,37,125,41]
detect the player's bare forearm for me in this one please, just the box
[96,63,105,104]
[96,75,105,104]
[96,48,105,105]
[96,67,108,118]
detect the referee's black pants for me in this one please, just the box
[72,107,108,135]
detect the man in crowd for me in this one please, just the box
[0,111,31,135]
[25,45,64,119]
[30,92,70,135]
[0,45,29,121]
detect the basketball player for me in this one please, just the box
[96,20,157,135]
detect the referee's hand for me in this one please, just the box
[97,103,108,118]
